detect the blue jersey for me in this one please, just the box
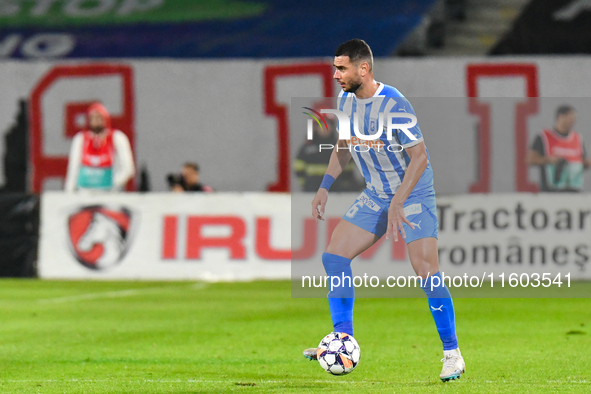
[337,83,434,200]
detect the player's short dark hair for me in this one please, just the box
[556,105,575,119]
[335,39,373,70]
[184,162,199,172]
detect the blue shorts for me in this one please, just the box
[342,188,438,244]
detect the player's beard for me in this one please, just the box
[91,126,104,134]
[344,77,362,94]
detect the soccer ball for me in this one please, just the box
[317,332,360,375]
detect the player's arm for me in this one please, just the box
[113,131,136,190]
[582,145,591,169]
[527,135,560,165]
[385,141,429,241]
[527,149,561,165]
[326,139,352,179]
[311,139,351,222]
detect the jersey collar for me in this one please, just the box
[353,81,384,103]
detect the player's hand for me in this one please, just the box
[311,188,329,222]
[385,200,414,241]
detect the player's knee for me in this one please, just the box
[322,252,351,273]
[413,263,433,279]
[325,237,362,259]
[325,237,351,258]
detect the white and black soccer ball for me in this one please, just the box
[317,332,360,375]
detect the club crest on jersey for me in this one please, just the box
[67,205,135,270]
[370,119,376,132]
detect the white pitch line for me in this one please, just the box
[38,283,208,304]
[0,379,367,384]
[2,379,589,384]
[38,289,148,304]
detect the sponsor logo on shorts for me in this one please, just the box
[404,203,422,216]
[358,192,380,212]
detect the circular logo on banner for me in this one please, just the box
[67,205,135,270]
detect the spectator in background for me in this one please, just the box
[167,162,213,192]
[527,105,591,192]
[65,103,135,192]
[294,104,364,192]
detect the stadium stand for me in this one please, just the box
[399,0,531,56]
[0,0,439,58]
[492,0,591,54]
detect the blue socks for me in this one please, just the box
[321,255,457,350]
[322,252,354,336]
[421,272,458,350]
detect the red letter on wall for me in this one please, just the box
[255,217,291,260]
[255,217,318,260]
[292,218,318,260]
[264,63,334,191]
[186,216,246,259]
[465,63,539,193]
[162,215,178,259]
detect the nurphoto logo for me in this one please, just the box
[302,106,417,153]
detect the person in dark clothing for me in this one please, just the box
[168,162,213,192]
[294,111,364,192]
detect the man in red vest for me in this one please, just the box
[527,105,591,192]
[65,103,135,192]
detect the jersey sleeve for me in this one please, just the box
[112,131,136,190]
[388,96,423,148]
[335,91,348,138]
[64,133,84,192]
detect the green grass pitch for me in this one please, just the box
[0,280,590,393]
